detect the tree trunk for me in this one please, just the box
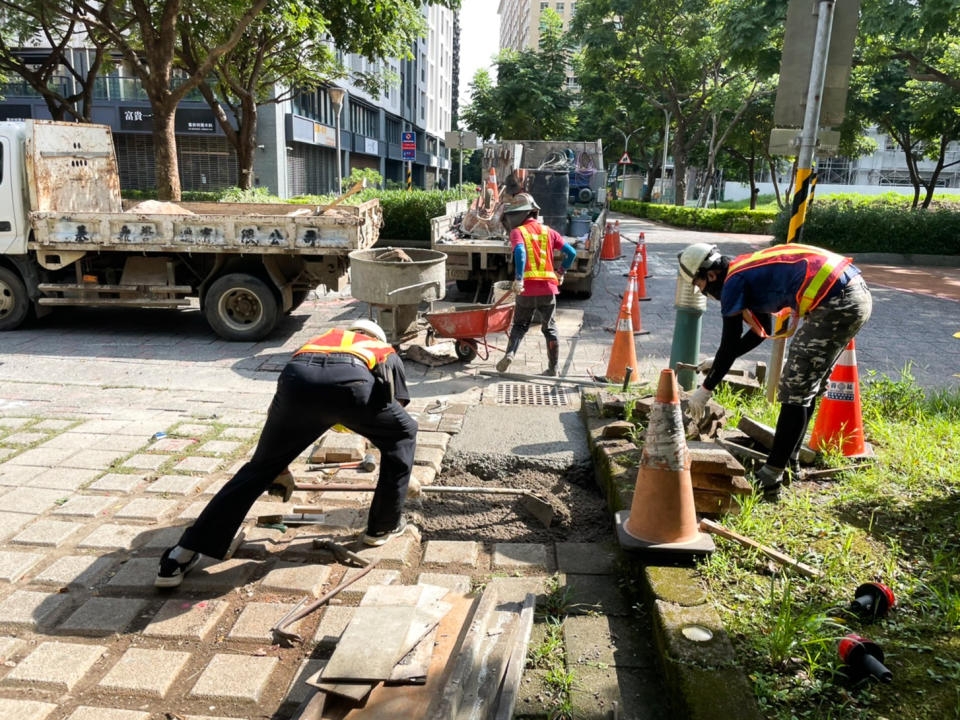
[921,137,948,210]
[236,96,258,190]
[643,159,657,203]
[152,104,182,201]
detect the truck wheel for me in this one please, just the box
[455,279,477,294]
[0,266,30,331]
[204,273,279,341]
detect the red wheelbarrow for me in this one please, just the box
[424,289,515,362]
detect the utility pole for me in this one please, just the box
[660,109,671,202]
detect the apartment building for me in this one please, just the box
[498,0,578,90]
[0,6,457,197]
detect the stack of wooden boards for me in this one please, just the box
[688,441,751,515]
[295,581,535,720]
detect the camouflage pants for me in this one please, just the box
[779,276,872,406]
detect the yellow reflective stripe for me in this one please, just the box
[798,261,838,314]
[519,225,557,280]
[729,246,810,272]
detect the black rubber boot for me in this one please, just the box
[543,340,559,377]
[497,333,523,374]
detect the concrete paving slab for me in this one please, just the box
[172,423,216,436]
[0,698,57,720]
[416,431,451,451]
[227,601,301,642]
[39,433,109,451]
[338,568,401,602]
[77,523,145,551]
[197,440,242,455]
[0,512,31,540]
[564,615,658,669]
[221,426,259,440]
[565,574,632,616]
[33,419,74,431]
[180,557,261,592]
[422,540,480,567]
[138,525,189,551]
[570,664,669,720]
[150,437,198,452]
[64,708,150,720]
[73,419,130,434]
[354,533,419,568]
[0,418,32,430]
[417,572,471,594]
[414,446,445,472]
[492,542,553,571]
[0,465,35,486]
[0,637,23,661]
[114,498,179,522]
[31,467,98,491]
[143,599,229,641]
[53,494,118,518]
[188,653,278,703]
[59,597,149,635]
[122,453,168,471]
[11,519,86,547]
[556,542,617,575]
[2,447,75,466]
[34,555,114,588]
[105,558,161,592]
[286,658,326,708]
[4,432,49,445]
[91,434,149,453]
[1,487,72,515]
[98,647,191,697]
[411,464,437,487]
[4,641,106,691]
[0,590,70,629]
[259,561,332,596]
[62,449,127,470]
[174,456,223,473]
[0,550,45,582]
[87,473,147,493]
[146,474,204,495]
[313,605,354,647]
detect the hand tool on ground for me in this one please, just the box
[312,538,370,567]
[308,452,377,473]
[292,484,556,528]
[266,453,377,502]
[674,362,699,373]
[699,518,821,577]
[256,511,329,527]
[271,558,380,645]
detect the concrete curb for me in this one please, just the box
[849,252,960,267]
[581,389,763,720]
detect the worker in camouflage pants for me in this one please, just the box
[677,242,872,499]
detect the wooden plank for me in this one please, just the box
[453,603,522,720]
[493,593,537,720]
[691,472,752,494]
[321,593,476,720]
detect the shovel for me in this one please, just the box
[297,484,556,528]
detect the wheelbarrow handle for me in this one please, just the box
[490,288,514,310]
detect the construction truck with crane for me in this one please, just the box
[431,140,607,298]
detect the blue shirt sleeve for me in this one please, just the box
[560,242,577,270]
[513,243,526,281]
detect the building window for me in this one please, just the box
[349,102,378,138]
[540,1,548,9]
[556,2,564,11]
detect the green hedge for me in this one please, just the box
[610,199,777,234]
[770,197,960,255]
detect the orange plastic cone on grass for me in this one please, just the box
[615,369,714,555]
[605,281,639,384]
[809,339,870,457]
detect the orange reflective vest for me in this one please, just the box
[727,244,852,339]
[518,223,558,282]
[293,329,396,369]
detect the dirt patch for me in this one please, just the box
[415,462,611,544]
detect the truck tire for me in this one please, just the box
[0,266,30,331]
[204,273,279,341]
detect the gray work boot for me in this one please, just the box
[496,352,515,374]
[543,340,559,376]
[752,465,785,501]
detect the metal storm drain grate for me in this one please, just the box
[496,382,569,406]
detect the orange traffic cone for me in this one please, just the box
[640,232,651,278]
[604,280,639,384]
[809,339,872,457]
[601,222,619,260]
[485,166,499,205]
[616,369,715,556]
[626,270,650,335]
[613,220,622,257]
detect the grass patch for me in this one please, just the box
[701,370,960,719]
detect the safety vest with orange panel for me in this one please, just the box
[294,329,396,368]
[518,223,558,283]
[724,244,852,339]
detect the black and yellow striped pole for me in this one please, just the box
[768,0,836,401]
[406,162,412,192]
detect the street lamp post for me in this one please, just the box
[328,86,346,196]
[660,109,671,203]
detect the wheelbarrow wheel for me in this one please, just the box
[455,339,479,362]
[425,328,436,347]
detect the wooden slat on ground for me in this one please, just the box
[493,593,536,720]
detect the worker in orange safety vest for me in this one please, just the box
[155,319,417,587]
[678,242,872,499]
[496,193,577,377]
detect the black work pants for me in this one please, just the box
[178,355,418,559]
[507,293,559,351]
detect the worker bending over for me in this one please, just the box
[156,319,417,587]
[496,193,578,377]
[678,242,872,499]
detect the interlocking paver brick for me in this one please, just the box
[355,534,418,568]
[122,454,168,471]
[556,542,616,575]
[0,465,35,486]
[0,551,45,582]
[311,432,365,462]
[32,467,98,491]
[53,494,117,518]
[11,519,85,547]
[4,641,105,690]
[146,474,203,495]
[59,597,148,635]
[174,456,223,473]
[313,605,354,647]
[4,432,48,445]
[4,447,75,466]
[180,558,260,592]
[78,523,144,550]
[64,708,149,720]
[1,487,71,515]
[221,426,259,440]
[188,653,278,702]
[105,559,159,591]
[413,446,445,472]
[228,602,301,641]
[91,434,148,452]
[437,414,464,433]
[177,501,208,520]
[98,647,191,697]
[139,525,189,551]
[34,419,75,431]
[411,464,437,487]
[492,542,552,570]
[0,512,31,540]
[63,449,127,470]
[34,555,114,587]
[114,498,179,521]
[172,424,216,437]
[88,473,146,493]
[286,658,326,707]
[200,475,230,495]
[259,561,332,596]
[73,419,129,434]
[143,599,229,640]
[416,431,451,451]
[0,417,31,430]
[417,573,471,594]
[422,540,480,566]
[197,440,242,456]
[0,698,57,719]
[149,437,198,452]
[40,433,107,451]
[338,568,400,602]
[0,637,23,661]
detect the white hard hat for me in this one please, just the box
[348,319,387,342]
[678,243,722,283]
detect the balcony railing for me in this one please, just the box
[94,76,205,102]
[0,76,70,98]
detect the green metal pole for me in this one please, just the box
[669,273,706,391]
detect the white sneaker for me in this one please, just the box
[363,518,416,546]
[496,353,514,373]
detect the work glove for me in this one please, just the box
[696,358,713,374]
[511,280,524,294]
[686,385,713,421]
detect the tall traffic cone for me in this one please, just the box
[601,222,619,260]
[613,220,622,257]
[616,369,715,556]
[604,280,640,384]
[626,270,651,336]
[809,339,872,458]
[485,166,499,205]
[640,232,651,278]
